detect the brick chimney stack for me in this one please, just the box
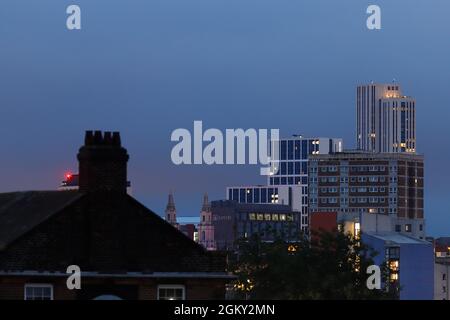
[77,130,129,193]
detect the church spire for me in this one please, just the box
[165,191,178,228]
[166,191,176,211]
[201,193,211,212]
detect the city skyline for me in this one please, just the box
[1,1,450,237]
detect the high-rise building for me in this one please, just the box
[308,151,425,239]
[356,83,416,153]
[227,136,343,232]
[197,193,216,251]
[165,192,179,229]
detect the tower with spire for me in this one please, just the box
[197,193,216,250]
[165,191,179,229]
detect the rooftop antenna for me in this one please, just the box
[392,78,396,83]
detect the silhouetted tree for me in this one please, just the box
[230,229,398,300]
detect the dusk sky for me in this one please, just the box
[0,0,449,236]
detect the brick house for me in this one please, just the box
[0,131,233,300]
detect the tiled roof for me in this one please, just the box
[0,191,82,250]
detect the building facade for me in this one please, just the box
[227,136,343,232]
[357,83,416,153]
[308,151,425,239]
[211,200,301,251]
[362,232,434,300]
[435,260,450,300]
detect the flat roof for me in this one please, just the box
[310,152,423,161]
[364,232,431,245]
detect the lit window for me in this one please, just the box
[389,260,399,272]
[390,273,398,282]
[354,222,361,239]
[257,214,264,221]
[272,214,279,221]
[157,285,185,300]
[280,214,286,221]
[249,213,256,220]
[264,214,271,221]
[24,284,53,300]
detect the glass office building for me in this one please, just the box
[227,136,343,232]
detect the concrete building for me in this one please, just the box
[227,135,343,233]
[432,237,450,300]
[362,232,434,300]
[308,151,425,239]
[357,83,416,153]
[211,200,301,251]
[434,259,450,300]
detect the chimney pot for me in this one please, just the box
[85,131,94,146]
[94,131,103,144]
[104,132,112,145]
[112,132,121,146]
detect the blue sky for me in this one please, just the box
[0,0,449,236]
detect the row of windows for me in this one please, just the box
[316,165,388,173]
[394,224,418,233]
[24,284,186,300]
[272,161,308,176]
[310,176,392,183]
[312,197,388,204]
[270,176,308,186]
[312,208,392,214]
[273,140,312,161]
[229,188,279,204]
[248,213,295,222]
[316,186,388,194]
[312,165,406,173]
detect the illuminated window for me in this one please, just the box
[354,222,361,239]
[280,214,286,221]
[24,284,53,300]
[264,214,271,221]
[389,260,399,272]
[157,285,185,300]
[390,273,398,282]
[257,214,264,221]
[249,213,256,220]
[272,214,279,221]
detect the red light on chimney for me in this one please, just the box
[65,173,72,180]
